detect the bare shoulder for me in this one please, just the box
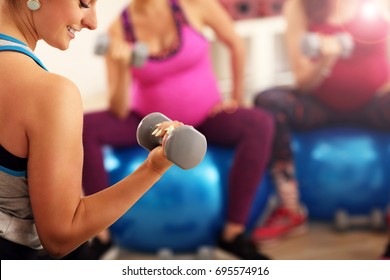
[0,52,83,157]
[180,0,233,30]
[179,0,219,16]
[108,15,125,39]
[283,0,302,18]
[107,3,133,40]
[31,73,82,119]
[1,52,82,117]
[182,0,219,11]
[283,0,307,29]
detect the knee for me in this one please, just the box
[253,87,289,111]
[253,88,276,107]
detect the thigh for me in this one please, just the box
[83,110,143,147]
[255,86,336,130]
[291,93,338,130]
[197,107,273,146]
[356,93,390,131]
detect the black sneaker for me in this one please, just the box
[381,241,390,260]
[217,233,271,260]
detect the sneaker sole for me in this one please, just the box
[254,223,309,248]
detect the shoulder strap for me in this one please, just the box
[120,1,189,43]
[0,34,48,71]
[121,7,136,42]
[170,0,189,25]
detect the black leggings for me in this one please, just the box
[0,237,39,260]
[254,86,390,162]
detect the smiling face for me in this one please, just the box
[31,0,98,50]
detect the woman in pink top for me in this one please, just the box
[254,0,390,258]
[82,0,275,259]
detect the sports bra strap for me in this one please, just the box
[0,33,47,71]
[121,0,189,43]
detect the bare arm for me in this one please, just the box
[186,0,245,106]
[105,17,133,119]
[376,0,390,94]
[284,0,341,93]
[27,74,172,257]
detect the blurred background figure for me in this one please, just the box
[82,0,275,260]
[253,0,390,257]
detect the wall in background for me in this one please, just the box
[205,16,293,103]
[34,1,292,111]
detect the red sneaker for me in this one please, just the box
[252,206,308,246]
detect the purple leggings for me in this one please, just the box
[82,108,274,225]
[254,86,390,162]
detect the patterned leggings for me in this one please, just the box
[254,86,390,163]
[82,108,274,225]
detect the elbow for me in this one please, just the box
[109,102,130,120]
[38,231,81,259]
[111,108,129,120]
[294,74,312,93]
[40,240,75,259]
[234,36,246,57]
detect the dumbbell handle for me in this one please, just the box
[94,33,148,68]
[136,112,207,170]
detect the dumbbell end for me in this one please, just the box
[164,126,208,170]
[132,42,149,68]
[94,33,110,55]
[301,33,320,58]
[136,112,171,151]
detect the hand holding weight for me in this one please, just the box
[94,33,148,68]
[136,112,207,170]
[301,32,354,59]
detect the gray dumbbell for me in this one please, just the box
[94,33,148,68]
[136,112,207,170]
[301,32,354,59]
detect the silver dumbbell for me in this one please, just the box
[136,112,207,170]
[301,32,354,59]
[94,33,148,68]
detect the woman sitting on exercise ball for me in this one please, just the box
[82,0,275,260]
[253,0,390,258]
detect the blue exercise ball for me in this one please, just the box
[293,127,390,220]
[104,145,271,253]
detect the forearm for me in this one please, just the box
[230,38,246,104]
[108,66,131,119]
[296,57,337,93]
[45,159,169,257]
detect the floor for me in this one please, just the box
[102,222,389,260]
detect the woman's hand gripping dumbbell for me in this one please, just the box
[301,32,354,59]
[137,112,208,170]
[94,33,148,67]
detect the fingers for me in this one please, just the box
[151,121,183,138]
[108,38,132,65]
[209,100,238,117]
[319,35,343,58]
[151,120,184,157]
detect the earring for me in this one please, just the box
[27,0,41,11]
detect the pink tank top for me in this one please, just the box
[309,5,390,111]
[121,0,222,126]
